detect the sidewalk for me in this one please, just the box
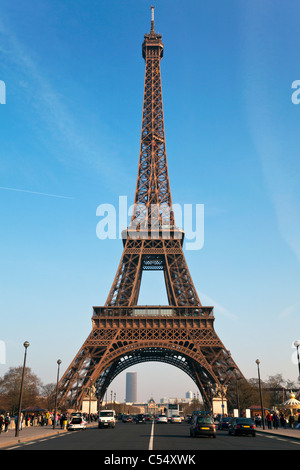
[0,422,96,449]
[256,426,300,441]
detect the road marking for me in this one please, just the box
[148,420,155,450]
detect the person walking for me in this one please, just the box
[4,413,11,432]
[280,413,286,428]
[0,414,4,434]
[266,413,272,429]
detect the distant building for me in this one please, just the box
[126,372,137,403]
[186,391,193,400]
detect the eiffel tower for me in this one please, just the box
[57,8,244,410]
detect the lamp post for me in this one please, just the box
[88,379,93,423]
[15,341,30,437]
[53,359,62,429]
[256,359,265,430]
[294,340,300,381]
[228,367,240,417]
[219,378,225,419]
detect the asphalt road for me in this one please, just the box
[5,421,300,452]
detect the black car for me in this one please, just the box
[218,417,233,430]
[228,418,256,437]
[190,416,216,438]
[135,414,146,423]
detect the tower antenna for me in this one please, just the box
[151,6,155,32]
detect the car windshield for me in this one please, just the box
[235,418,254,424]
[100,412,113,417]
[197,417,213,424]
[71,418,82,424]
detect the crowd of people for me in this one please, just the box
[0,411,98,433]
[253,412,300,429]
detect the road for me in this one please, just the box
[5,421,300,452]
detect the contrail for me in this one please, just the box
[0,186,74,200]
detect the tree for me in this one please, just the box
[0,366,42,414]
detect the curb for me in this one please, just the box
[0,423,96,449]
[256,430,300,441]
[0,429,68,449]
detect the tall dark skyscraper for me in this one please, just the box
[126,372,137,403]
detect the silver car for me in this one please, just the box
[67,416,87,431]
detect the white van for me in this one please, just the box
[98,410,116,429]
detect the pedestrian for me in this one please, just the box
[254,414,260,427]
[0,414,4,434]
[4,413,11,432]
[280,413,286,428]
[272,413,279,429]
[266,413,272,429]
[289,414,295,429]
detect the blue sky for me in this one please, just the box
[0,0,299,403]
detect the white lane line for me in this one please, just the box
[148,420,155,450]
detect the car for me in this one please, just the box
[190,416,216,438]
[122,415,133,423]
[98,410,116,429]
[135,414,146,424]
[67,416,87,431]
[171,415,181,423]
[218,417,233,430]
[156,414,168,424]
[228,418,256,437]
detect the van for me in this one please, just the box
[98,409,116,429]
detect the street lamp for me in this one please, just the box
[219,378,225,419]
[256,359,265,430]
[228,367,241,417]
[53,360,62,429]
[88,379,93,423]
[15,341,30,437]
[294,340,300,381]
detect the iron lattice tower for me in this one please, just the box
[57,8,244,410]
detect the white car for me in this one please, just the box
[67,416,87,431]
[171,415,181,423]
[156,415,168,424]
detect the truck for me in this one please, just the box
[166,403,180,422]
[98,409,116,429]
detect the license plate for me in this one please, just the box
[243,426,250,428]
[201,427,210,430]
